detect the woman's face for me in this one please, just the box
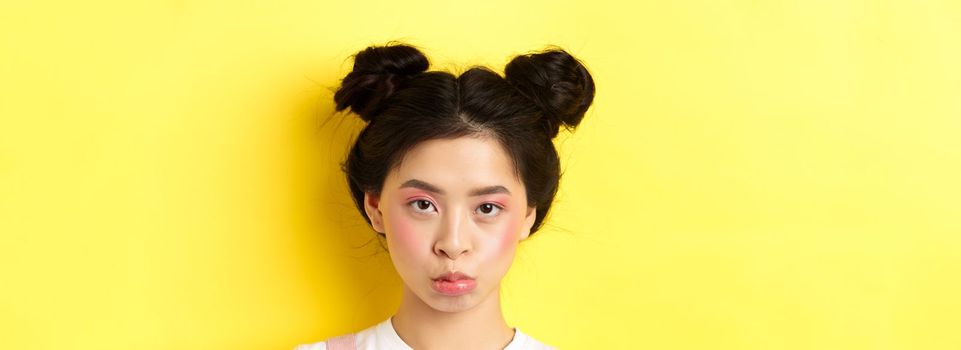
[363,136,537,313]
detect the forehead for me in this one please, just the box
[388,136,522,190]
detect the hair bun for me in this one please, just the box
[505,48,596,138]
[334,43,430,121]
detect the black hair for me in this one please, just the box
[334,42,595,237]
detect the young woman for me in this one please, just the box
[296,42,595,350]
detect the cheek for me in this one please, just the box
[389,214,420,251]
[386,210,436,268]
[496,215,523,252]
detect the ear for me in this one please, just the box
[363,192,385,233]
[520,206,537,241]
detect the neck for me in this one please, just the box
[391,284,516,350]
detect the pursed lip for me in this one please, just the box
[432,271,475,281]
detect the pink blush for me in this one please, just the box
[391,214,416,241]
[388,216,425,261]
[498,219,521,251]
[386,202,420,248]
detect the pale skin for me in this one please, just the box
[363,136,537,350]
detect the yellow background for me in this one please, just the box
[2,1,959,349]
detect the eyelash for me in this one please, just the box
[408,199,503,217]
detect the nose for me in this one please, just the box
[433,206,472,260]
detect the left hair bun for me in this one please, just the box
[334,43,430,121]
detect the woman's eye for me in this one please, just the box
[409,199,436,213]
[476,203,502,216]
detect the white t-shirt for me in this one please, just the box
[294,317,557,350]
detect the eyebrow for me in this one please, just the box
[399,179,511,196]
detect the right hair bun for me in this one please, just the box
[334,43,430,121]
[505,48,596,138]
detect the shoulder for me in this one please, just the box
[292,340,327,350]
[294,319,385,350]
[293,333,357,350]
[507,328,558,350]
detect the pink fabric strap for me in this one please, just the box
[326,333,357,350]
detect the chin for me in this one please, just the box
[417,285,489,313]
[424,293,479,313]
